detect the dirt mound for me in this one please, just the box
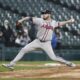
[0,64,80,79]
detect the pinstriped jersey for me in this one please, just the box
[33,18,59,41]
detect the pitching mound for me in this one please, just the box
[0,64,80,80]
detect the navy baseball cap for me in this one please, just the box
[41,10,51,14]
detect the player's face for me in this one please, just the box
[42,14,51,20]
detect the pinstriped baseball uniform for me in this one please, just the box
[10,18,71,65]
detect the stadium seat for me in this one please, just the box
[0,0,80,47]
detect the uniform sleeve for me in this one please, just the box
[33,18,43,25]
[52,21,59,29]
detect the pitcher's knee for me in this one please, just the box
[20,47,31,54]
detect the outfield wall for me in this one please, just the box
[0,45,80,61]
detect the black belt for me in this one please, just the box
[39,40,46,42]
[39,39,50,42]
[36,38,50,42]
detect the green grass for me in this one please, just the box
[0,78,79,80]
[73,61,80,64]
[1,60,79,64]
[0,61,55,71]
[0,61,53,64]
[0,61,80,71]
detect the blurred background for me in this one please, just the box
[0,0,80,61]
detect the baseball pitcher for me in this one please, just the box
[2,10,76,70]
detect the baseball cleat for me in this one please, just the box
[66,62,76,68]
[2,64,14,70]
